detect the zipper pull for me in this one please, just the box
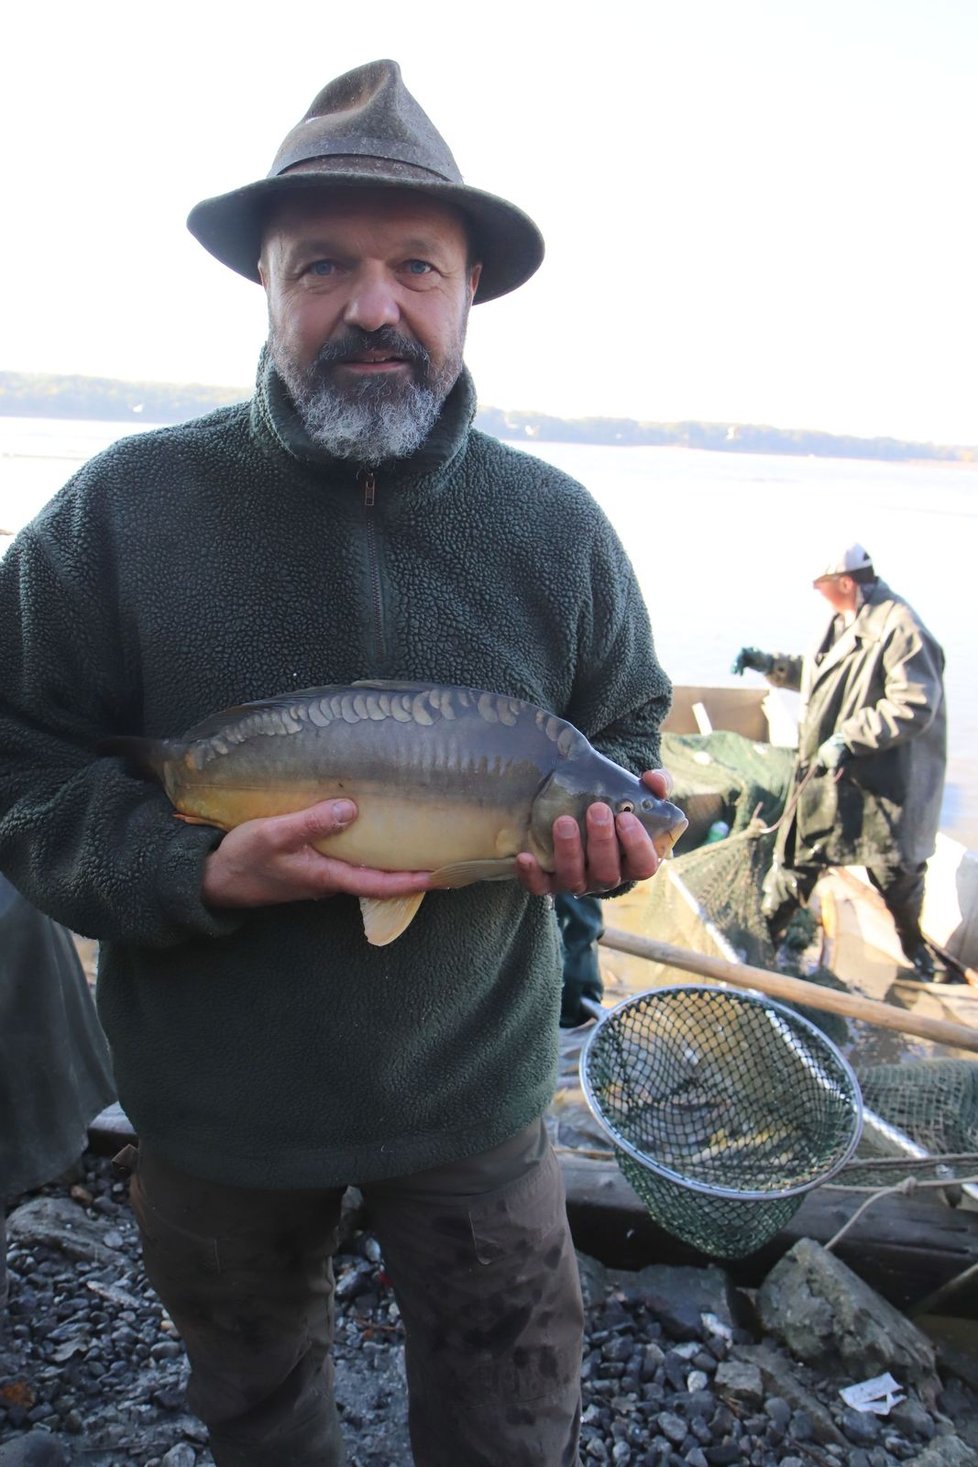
[361,469,376,507]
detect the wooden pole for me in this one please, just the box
[925,938,978,988]
[598,926,978,1055]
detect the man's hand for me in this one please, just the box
[814,735,850,774]
[731,647,775,677]
[515,770,671,897]
[201,799,433,908]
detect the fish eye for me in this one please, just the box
[617,800,635,814]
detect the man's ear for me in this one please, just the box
[258,259,269,290]
[468,262,482,302]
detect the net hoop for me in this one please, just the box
[580,984,864,1204]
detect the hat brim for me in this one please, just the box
[187,172,544,304]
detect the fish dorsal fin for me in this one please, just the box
[351,679,446,693]
[359,892,427,946]
[429,857,520,889]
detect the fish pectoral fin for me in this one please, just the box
[173,811,222,828]
[359,892,427,946]
[429,858,520,889]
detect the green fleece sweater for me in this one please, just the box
[0,357,670,1188]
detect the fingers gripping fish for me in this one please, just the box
[104,680,687,945]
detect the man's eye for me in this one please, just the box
[404,260,433,275]
[308,260,335,277]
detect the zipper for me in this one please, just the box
[359,469,387,666]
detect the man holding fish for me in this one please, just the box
[0,61,683,1465]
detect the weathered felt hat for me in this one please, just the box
[187,59,544,304]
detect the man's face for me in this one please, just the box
[813,574,858,614]
[259,190,481,462]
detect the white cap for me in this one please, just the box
[816,543,874,578]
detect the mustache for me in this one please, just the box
[312,328,431,374]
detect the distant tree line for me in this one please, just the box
[1,370,973,464]
[0,371,247,425]
[474,406,974,463]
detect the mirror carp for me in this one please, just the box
[107,680,687,945]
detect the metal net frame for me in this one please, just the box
[581,985,863,1259]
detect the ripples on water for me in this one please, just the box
[2,416,975,845]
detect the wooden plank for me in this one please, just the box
[560,1154,978,1318]
[599,925,978,1054]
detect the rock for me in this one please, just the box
[764,1395,792,1432]
[159,1447,198,1467]
[608,1264,737,1342]
[890,1399,937,1443]
[0,1434,67,1465]
[5,1197,116,1265]
[641,1341,666,1379]
[840,1406,883,1446]
[338,1185,366,1246]
[714,1359,763,1408]
[934,1381,978,1452]
[902,1438,978,1466]
[655,1412,687,1445]
[578,1251,612,1309]
[704,1446,742,1465]
[756,1239,941,1404]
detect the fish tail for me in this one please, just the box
[98,734,173,783]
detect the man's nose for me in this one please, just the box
[342,266,401,332]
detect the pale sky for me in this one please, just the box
[3,0,976,444]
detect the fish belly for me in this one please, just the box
[171,778,526,872]
[314,795,525,870]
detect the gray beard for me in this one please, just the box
[270,328,462,464]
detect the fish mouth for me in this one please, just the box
[653,814,689,857]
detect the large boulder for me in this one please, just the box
[756,1238,941,1405]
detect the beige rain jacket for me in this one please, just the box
[767,578,946,870]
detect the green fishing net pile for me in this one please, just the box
[662,730,850,1044]
[661,730,795,848]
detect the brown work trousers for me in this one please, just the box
[125,1120,584,1466]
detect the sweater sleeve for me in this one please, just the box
[766,654,804,692]
[0,498,244,948]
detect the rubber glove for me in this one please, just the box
[815,734,850,773]
[731,647,775,676]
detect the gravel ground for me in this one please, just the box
[2,1153,976,1467]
